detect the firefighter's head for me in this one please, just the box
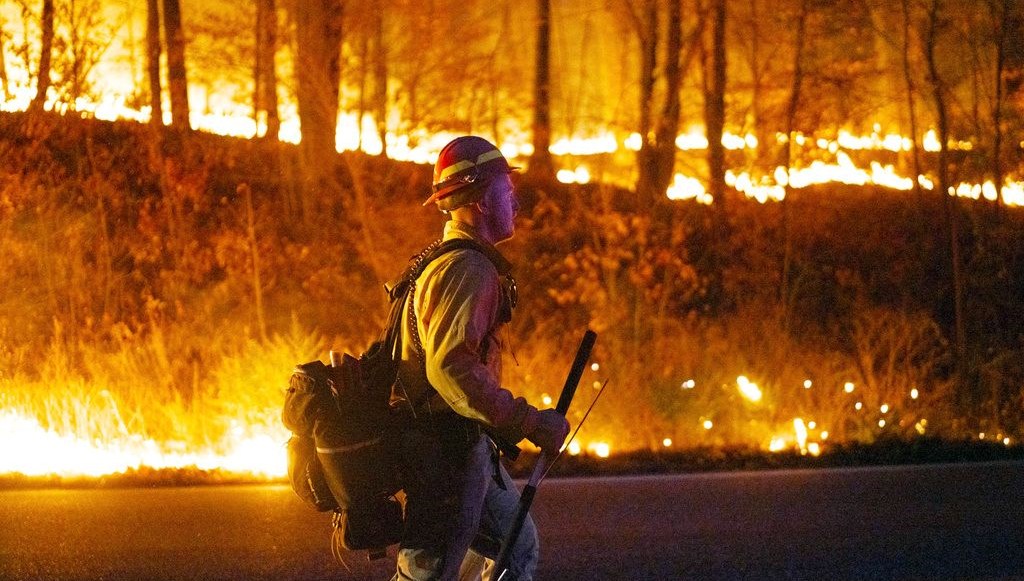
[424,136,516,212]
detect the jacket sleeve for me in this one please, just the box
[417,251,539,442]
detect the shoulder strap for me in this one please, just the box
[378,238,509,358]
[383,238,510,301]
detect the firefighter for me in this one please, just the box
[392,135,569,580]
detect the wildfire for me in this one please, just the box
[3,77,1022,207]
[3,9,1023,481]
[0,409,287,479]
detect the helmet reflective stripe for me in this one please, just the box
[436,148,505,183]
[426,135,515,209]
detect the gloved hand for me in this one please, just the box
[526,408,570,453]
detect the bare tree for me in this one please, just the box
[146,0,162,127]
[163,0,190,131]
[292,0,344,214]
[372,0,388,158]
[346,0,383,153]
[780,0,808,315]
[51,0,119,107]
[649,0,682,198]
[29,0,54,111]
[705,0,727,218]
[988,0,1010,215]
[632,0,658,199]
[529,0,555,180]
[0,20,11,100]
[925,0,966,370]
[628,0,702,202]
[736,0,768,164]
[900,0,926,208]
[255,0,280,140]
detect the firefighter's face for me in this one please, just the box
[482,174,519,243]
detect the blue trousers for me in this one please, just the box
[393,436,538,581]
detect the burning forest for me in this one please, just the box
[1,0,1023,482]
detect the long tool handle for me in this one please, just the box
[492,330,597,580]
[555,330,596,414]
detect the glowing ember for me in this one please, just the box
[737,375,763,403]
[557,166,592,184]
[588,442,611,458]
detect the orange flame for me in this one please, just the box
[0,409,287,478]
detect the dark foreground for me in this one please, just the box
[2,460,1022,581]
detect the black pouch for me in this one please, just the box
[332,495,405,553]
[286,435,339,512]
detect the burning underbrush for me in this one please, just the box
[2,111,1023,484]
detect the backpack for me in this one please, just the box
[281,238,506,558]
[282,354,404,556]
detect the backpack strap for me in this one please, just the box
[377,238,509,361]
[383,238,510,301]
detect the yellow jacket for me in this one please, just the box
[396,220,539,442]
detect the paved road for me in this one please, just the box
[1,461,1022,580]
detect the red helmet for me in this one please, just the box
[424,136,516,210]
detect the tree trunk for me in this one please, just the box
[356,32,368,150]
[529,0,554,180]
[651,0,682,197]
[705,0,727,218]
[0,20,11,100]
[781,0,808,314]
[926,0,967,371]
[163,0,190,131]
[747,0,765,164]
[293,0,344,213]
[146,0,163,128]
[635,0,658,199]
[991,0,1008,215]
[30,0,55,112]
[901,0,925,210]
[255,0,280,140]
[373,0,388,159]
[239,183,267,342]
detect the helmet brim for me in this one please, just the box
[423,165,519,207]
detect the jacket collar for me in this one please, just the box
[443,220,512,275]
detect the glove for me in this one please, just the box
[526,408,570,453]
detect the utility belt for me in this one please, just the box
[406,408,482,453]
[398,394,522,462]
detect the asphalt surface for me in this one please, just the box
[1,460,1022,580]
